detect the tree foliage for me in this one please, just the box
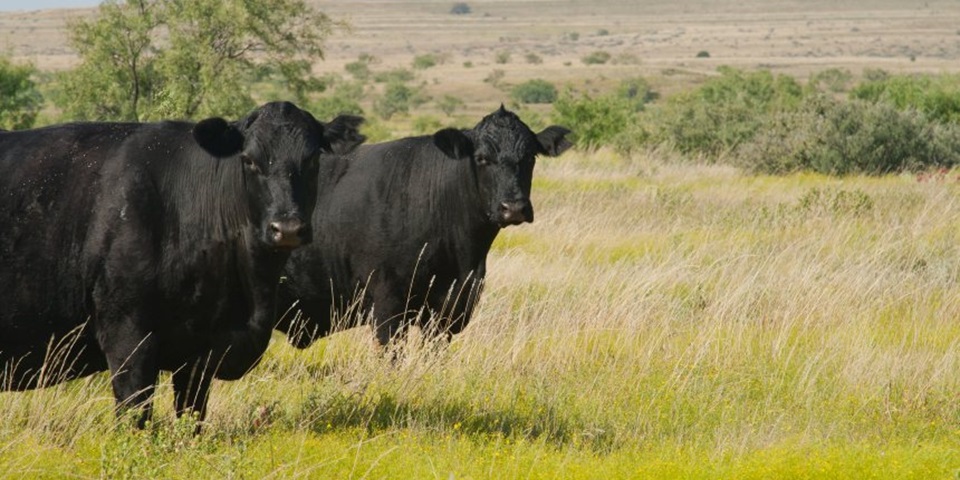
[0,56,43,130]
[57,0,340,121]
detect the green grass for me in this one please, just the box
[2,150,960,478]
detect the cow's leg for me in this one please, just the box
[97,318,160,428]
[172,359,213,433]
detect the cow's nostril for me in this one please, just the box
[269,220,305,248]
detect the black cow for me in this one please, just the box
[276,106,571,348]
[0,102,365,427]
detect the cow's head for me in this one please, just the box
[432,105,572,227]
[193,102,365,250]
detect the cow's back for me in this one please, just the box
[0,124,140,365]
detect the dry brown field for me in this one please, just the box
[4,0,960,101]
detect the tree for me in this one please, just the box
[57,0,340,121]
[0,56,43,130]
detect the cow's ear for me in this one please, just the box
[433,128,474,159]
[537,125,573,157]
[324,115,366,154]
[193,117,245,157]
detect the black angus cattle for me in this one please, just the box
[0,102,365,427]
[276,106,571,348]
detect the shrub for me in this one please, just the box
[344,61,371,81]
[552,90,639,150]
[373,81,427,120]
[412,54,439,70]
[373,68,415,84]
[483,69,505,88]
[511,79,558,104]
[736,95,960,175]
[0,56,42,130]
[696,50,710,58]
[412,115,443,134]
[450,2,471,15]
[809,68,853,93]
[310,81,365,119]
[524,52,543,65]
[849,73,960,124]
[617,77,657,111]
[648,67,805,156]
[495,51,511,64]
[436,95,465,116]
[581,51,611,65]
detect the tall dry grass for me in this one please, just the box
[1,148,958,476]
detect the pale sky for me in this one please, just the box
[0,0,101,11]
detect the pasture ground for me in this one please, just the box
[1,1,959,478]
[1,150,958,478]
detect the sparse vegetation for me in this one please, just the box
[495,50,511,64]
[483,69,506,88]
[436,94,465,116]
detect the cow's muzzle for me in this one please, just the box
[268,219,308,249]
[498,200,533,226]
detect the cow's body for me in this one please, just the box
[0,102,364,426]
[277,107,571,347]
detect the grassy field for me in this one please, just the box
[2,0,960,478]
[1,148,958,478]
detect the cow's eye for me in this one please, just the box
[240,154,260,172]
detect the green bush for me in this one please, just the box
[412,54,439,70]
[736,95,960,175]
[495,51,511,64]
[648,67,804,156]
[511,79,558,104]
[850,73,960,124]
[310,81,365,119]
[581,51,611,65]
[412,115,443,134]
[0,56,42,129]
[524,53,543,65]
[373,81,427,120]
[344,61,371,81]
[617,77,657,111]
[552,90,638,150]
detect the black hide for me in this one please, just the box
[278,106,571,347]
[0,102,365,427]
